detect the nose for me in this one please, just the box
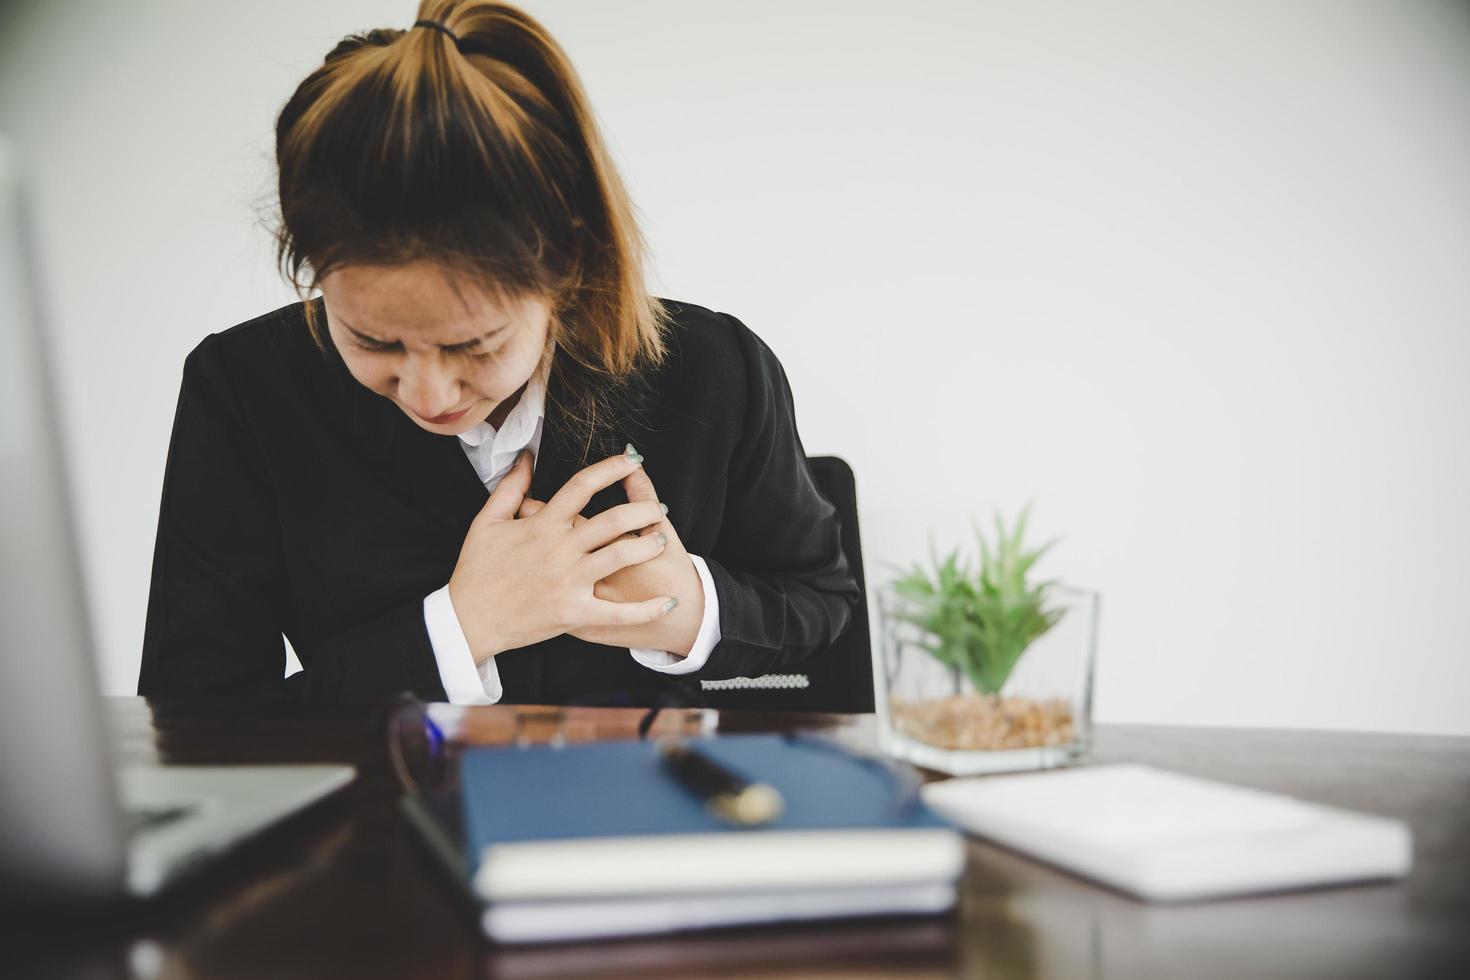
[396,354,463,420]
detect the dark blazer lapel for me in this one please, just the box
[382,411,491,539]
[529,355,653,518]
[528,358,583,511]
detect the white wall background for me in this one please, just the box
[2,0,1467,734]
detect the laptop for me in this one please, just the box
[0,135,355,903]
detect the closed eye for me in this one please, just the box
[352,339,509,358]
[340,317,512,355]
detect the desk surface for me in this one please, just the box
[6,697,1468,979]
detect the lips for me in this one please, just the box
[423,406,470,424]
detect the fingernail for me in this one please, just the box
[624,442,644,465]
[659,502,669,515]
[661,597,678,613]
[656,532,668,546]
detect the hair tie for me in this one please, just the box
[413,19,462,45]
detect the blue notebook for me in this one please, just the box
[457,733,966,906]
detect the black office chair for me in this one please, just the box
[699,456,875,713]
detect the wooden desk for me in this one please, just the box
[6,697,1468,979]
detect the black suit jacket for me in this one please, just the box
[137,297,860,705]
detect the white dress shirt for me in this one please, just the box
[421,372,722,705]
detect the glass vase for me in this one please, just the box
[873,580,1098,776]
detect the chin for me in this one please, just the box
[400,401,487,432]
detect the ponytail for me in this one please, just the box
[272,0,670,462]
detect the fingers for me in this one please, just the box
[518,496,591,531]
[580,530,667,581]
[584,593,678,627]
[542,450,643,526]
[480,449,534,522]
[621,457,660,504]
[575,500,666,551]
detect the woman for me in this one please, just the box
[138,0,859,705]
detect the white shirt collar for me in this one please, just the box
[455,372,547,449]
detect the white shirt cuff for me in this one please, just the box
[629,554,722,674]
[423,584,504,705]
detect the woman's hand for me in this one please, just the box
[516,459,705,656]
[447,449,678,664]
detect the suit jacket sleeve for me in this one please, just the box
[696,313,862,680]
[137,339,448,701]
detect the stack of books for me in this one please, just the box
[403,732,967,944]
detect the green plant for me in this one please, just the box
[885,501,1065,696]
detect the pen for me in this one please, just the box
[656,736,785,826]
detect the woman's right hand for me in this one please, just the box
[447,448,674,664]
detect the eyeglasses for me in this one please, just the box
[385,691,716,795]
[386,693,448,796]
[385,694,920,814]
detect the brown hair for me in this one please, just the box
[271,0,670,463]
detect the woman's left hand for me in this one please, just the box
[515,462,705,655]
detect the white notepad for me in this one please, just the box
[921,763,1412,901]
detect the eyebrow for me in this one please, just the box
[340,317,511,352]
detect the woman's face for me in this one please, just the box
[320,261,553,436]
